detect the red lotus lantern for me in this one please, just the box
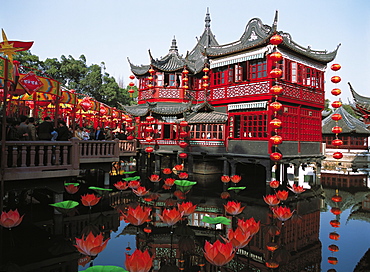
[224,201,245,215]
[332,101,342,108]
[177,152,187,159]
[269,135,283,145]
[270,68,283,78]
[270,84,283,95]
[163,168,172,175]
[332,139,343,146]
[221,175,230,183]
[270,101,282,112]
[331,88,341,96]
[230,175,242,183]
[0,209,24,229]
[145,147,154,153]
[265,260,279,269]
[329,232,340,240]
[270,118,282,128]
[74,232,110,257]
[276,190,289,201]
[179,131,188,138]
[328,257,338,265]
[179,120,188,127]
[179,141,188,148]
[146,115,154,122]
[158,208,183,226]
[129,75,135,80]
[331,114,342,121]
[269,52,283,62]
[333,152,343,160]
[270,152,283,161]
[331,76,341,83]
[204,240,235,267]
[270,34,283,45]
[269,180,280,189]
[81,194,101,207]
[221,192,230,199]
[125,249,153,272]
[332,126,342,134]
[331,63,341,71]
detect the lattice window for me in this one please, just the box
[189,124,224,140]
[231,111,268,140]
[299,109,322,141]
[280,106,299,141]
[249,59,267,79]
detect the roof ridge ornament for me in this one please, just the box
[272,10,279,33]
[205,7,211,29]
[170,36,178,52]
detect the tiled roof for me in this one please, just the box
[322,107,370,135]
[186,111,228,124]
[122,102,191,117]
[349,82,370,112]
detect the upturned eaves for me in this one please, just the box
[349,82,370,111]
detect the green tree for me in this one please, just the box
[14,51,135,108]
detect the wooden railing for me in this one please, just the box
[1,139,138,181]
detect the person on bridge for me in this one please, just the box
[56,120,70,141]
[37,116,57,141]
[94,126,105,140]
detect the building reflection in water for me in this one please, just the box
[2,170,370,271]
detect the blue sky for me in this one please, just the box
[2,0,369,103]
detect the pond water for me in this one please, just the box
[1,174,370,272]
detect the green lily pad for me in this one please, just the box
[123,171,136,174]
[80,265,128,272]
[175,180,197,192]
[64,182,80,187]
[202,216,231,225]
[122,176,141,181]
[49,200,79,209]
[88,186,113,191]
[227,187,246,191]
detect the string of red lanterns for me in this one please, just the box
[268,34,284,163]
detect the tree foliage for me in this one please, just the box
[15,51,135,109]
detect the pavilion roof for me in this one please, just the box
[349,82,370,112]
[322,107,370,135]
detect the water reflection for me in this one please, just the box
[1,171,370,271]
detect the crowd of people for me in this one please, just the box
[2,115,128,141]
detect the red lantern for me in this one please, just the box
[203,75,209,80]
[145,147,154,153]
[182,77,189,82]
[331,88,341,96]
[331,114,342,121]
[329,232,340,240]
[179,121,188,127]
[145,136,153,142]
[331,139,343,146]
[126,126,135,132]
[332,101,342,108]
[331,64,341,71]
[328,257,338,265]
[270,34,283,45]
[331,207,342,215]
[269,135,283,145]
[332,126,342,134]
[333,152,343,160]
[80,98,92,112]
[129,82,135,87]
[203,67,210,73]
[147,84,153,89]
[127,135,135,140]
[144,226,152,234]
[146,116,154,122]
[270,84,283,95]
[128,89,135,94]
[179,153,188,159]
[331,194,342,203]
[270,118,282,128]
[266,242,279,252]
[331,76,341,83]
[270,152,283,161]
[179,142,188,148]
[270,68,283,78]
[179,131,188,138]
[330,220,340,228]
[126,117,133,123]
[129,75,135,80]
[265,260,279,269]
[270,101,282,112]
[182,69,189,75]
[269,52,283,62]
[145,126,154,133]
[149,68,155,74]
[148,76,153,81]
[328,244,339,252]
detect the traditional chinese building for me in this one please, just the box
[321,106,370,188]
[124,10,340,196]
[349,82,370,125]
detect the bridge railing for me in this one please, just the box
[1,139,138,181]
